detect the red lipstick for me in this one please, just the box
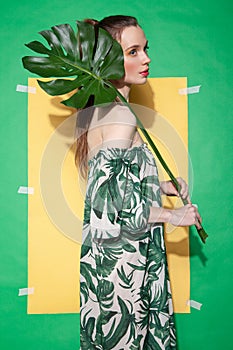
[140,70,149,77]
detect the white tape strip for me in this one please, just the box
[193,204,198,209]
[179,85,201,95]
[16,84,36,94]
[17,186,34,195]
[187,299,202,310]
[18,287,34,296]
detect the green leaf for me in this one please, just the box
[129,334,143,350]
[101,310,118,326]
[38,77,80,95]
[139,241,148,257]
[80,310,96,349]
[96,279,114,309]
[105,317,116,342]
[80,331,96,350]
[117,266,132,286]
[53,24,80,61]
[127,262,145,271]
[80,262,97,294]
[40,28,65,56]
[25,41,51,55]
[129,163,140,177]
[105,296,131,349]
[77,21,95,66]
[86,317,95,338]
[123,243,137,253]
[95,254,118,279]
[22,21,124,108]
[144,331,162,350]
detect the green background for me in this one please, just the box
[1,0,232,349]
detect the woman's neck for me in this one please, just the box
[113,81,131,101]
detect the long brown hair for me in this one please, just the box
[75,15,138,178]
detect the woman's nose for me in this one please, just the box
[142,52,151,65]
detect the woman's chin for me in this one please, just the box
[136,77,148,85]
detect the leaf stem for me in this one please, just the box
[112,87,208,244]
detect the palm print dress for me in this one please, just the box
[80,143,176,349]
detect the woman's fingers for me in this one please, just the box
[177,177,189,200]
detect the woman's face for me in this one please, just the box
[120,25,151,86]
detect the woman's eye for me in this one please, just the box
[129,49,137,56]
[144,45,149,53]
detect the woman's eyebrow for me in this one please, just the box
[125,44,140,50]
[125,40,148,51]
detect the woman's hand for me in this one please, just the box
[169,204,202,229]
[160,177,190,201]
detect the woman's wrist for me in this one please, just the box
[148,207,172,223]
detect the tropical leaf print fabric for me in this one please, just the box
[80,143,176,349]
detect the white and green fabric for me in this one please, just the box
[80,143,176,349]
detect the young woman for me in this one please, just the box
[77,15,201,349]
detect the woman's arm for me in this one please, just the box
[148,204,202,229]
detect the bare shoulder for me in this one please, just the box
[87,103,137,150]
[90,102,136,128]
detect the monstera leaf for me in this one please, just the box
[22,21,208,243]
[22,21,124,108]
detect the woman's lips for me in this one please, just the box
[140,70,149,77]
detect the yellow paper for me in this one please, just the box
[28,77,190,314]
